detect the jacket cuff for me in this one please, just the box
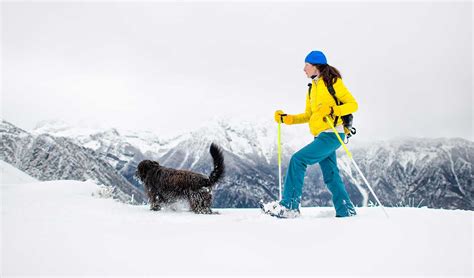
[333,105,342,116]
[284,114,294,124]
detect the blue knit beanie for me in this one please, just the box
[304,50,327,65]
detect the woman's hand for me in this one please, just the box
[315,104,334,118]
[274,110,294,124]
[274,110,285,123]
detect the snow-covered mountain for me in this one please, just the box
[2,163,472,277]
[0,120,146,204]
[29,118,310,208]
[338,138,473,210]
[3,119,473,210]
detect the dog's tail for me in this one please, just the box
[209,143,225,185]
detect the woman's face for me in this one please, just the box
[304,63,319,78]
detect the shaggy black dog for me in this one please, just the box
[135,143,224,214]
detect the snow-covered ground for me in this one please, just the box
[1,161,472,277]
[0,160,38,184]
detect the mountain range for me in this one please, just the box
[1,119,472,210]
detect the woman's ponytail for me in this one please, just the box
[315,64,342,86]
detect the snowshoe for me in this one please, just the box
[259,200,300,219]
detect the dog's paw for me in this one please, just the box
[205,209,220,215]
[193,209,218,215]
[150,203,161,211]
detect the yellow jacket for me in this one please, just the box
[290,77,358,136]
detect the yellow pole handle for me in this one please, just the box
[324,116,352,159]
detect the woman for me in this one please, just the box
[262,50,358,218]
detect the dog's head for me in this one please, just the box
[135,160,160,182]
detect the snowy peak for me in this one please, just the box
[0,120,146,204]
[32,119,102,138]
[1,120,29,137]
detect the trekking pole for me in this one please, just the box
[277,121,282,200]
[324,116,389,218]
[277,114,287,201]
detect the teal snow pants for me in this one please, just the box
[279,132,356,217]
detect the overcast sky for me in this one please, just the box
[2,1,472,140]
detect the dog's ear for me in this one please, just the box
[136,160,160,179]
[136,160,153,180]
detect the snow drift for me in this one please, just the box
[1,161,472,277]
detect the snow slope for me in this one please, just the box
[0,160,38,184]
[1,162,472,277]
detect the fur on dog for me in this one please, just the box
[135,143,224,214]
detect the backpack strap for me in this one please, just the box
[327,83,340,127]
[327,83,340,104]
[327,83,356,144]
[307,83,312,99]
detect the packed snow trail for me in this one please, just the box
[1,163,472,277]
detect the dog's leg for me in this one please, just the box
[147,190,162,211]
[201,191,214,214]
[188,192,200,213]
[150,203,161,211]
[189,191,214,214]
